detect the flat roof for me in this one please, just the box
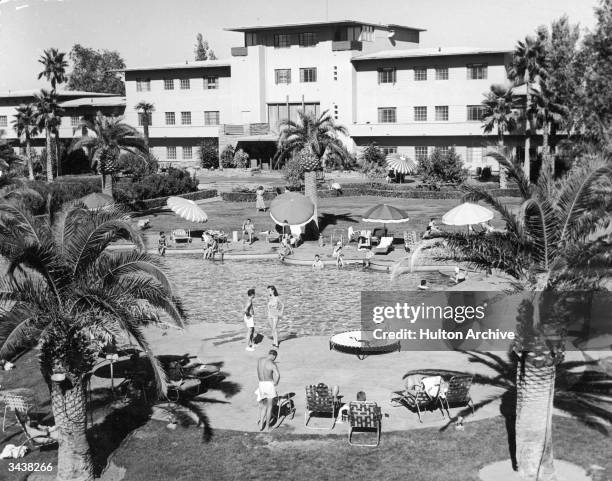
[116,59,231,73]
[0,89,114,99]
[225,20,426,33]
[352,46,511,61]
[58,96,126,108]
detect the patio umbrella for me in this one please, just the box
[80,192,114,210]
[167,196,208,223]
[362,203,410,234]
[442,202,494,226]
[269,192,315,227]
[386,153,417,175]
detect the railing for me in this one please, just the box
[222,123,271,136]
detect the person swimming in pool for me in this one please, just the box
[312,254,324,270]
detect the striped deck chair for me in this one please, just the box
[304,384,339,430]
[438,375,474,418]
[348,402,382,447]
[391,387,437,423]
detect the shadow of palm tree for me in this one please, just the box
[318,212,359,233]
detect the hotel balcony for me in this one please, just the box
[331,40,363,51]
[348,122,494,138]
[231,47,248,56]
[220,123,277,141]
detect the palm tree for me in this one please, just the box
[481,84,519,188]
[441,152,612,480]
[508,34,548,183]
[33,89,63,182]
[276,110,348,231]
[0,201,186,481]
[12,103,39,180]
[70,112,147,196]
[134,101,155,151]
[37,48,68,89]
[0,130,21,175]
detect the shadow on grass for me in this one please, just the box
[318,213,359,233]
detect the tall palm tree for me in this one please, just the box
[276,110,348,231]
[70,112,147,196]
[481,84,519,188]
[441,152,612,480]
[134,101,155,151]
[37,48,68,89]
[12,103,39,180]
[33,89,63,182]
[0,201,185,481]
[508,34,548,183]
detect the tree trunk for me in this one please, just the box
[26,138,34,180]
[497,138,507,189]
[303,170,319,239]
[524,90,532,184]
[143,122,150,151]
[515,354,556,481]
[51,378,94,481]
[542,123,552,178]
[55,131,61,178]
[46,128,55,182]
[101,174,113,197]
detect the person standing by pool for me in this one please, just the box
[333,241,345,268]
[363,249,374,269]
[256,186,266,212]
[266,286,284,348]
[158,231,167,256]
[244,288,256,351]
[255,349,279,431]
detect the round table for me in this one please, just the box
[329,330,401,360]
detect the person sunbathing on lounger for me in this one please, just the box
[255,349,280,431]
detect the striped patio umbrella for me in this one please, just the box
[167,196,208,223]
[385,153,417,174]
[269,192,315,227]
[362,203,410,232]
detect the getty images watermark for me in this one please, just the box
[360,291,612,351]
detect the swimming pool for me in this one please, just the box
[165,258,447,337]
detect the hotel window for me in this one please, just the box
[300,67,317,83]
[204,111,220,125]
[467,146,483,165]
[435,106,449,121]
[414,106,427,122]
[164,79,174,90]
[299,32,317,47]
[166,146,176,160]
[183,146,193,160]
[359,25,374,42]
[437,146,450,156]
[165,112,175,125]
[275,69,291,84]
[181,111,191,125]
[381,147,398,155]
[70,116,81,127]
[245,32,257,46]
[136,79,150,92]
[414,67,427,81]
[274,34,291,48]
[415,146,429,162]
[0,115,6,127]
[268,102,320,130]
[467,105,486,121]
[435,67,449,80]
[378,67,396,84]
[467,64,488,80]
[137,113,152,126]
[204,76,218,89]
[180,78,190,90]
[378,107,396,123]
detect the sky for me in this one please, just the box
[0,0,602,92]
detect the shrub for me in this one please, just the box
[360,142,386,166]
[417,147,468,184]
[198,140,219,169]
[116,152,158,179]
[220,145,235,168]
[25,177,102,215]
[233,149,249,169]
[113,167,198,203]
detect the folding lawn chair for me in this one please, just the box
[304,384,339,430]
[438,375,474,418]
[348,401,382,447]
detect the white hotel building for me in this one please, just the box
[2,20,531,172]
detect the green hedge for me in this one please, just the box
[126,189,218,211]
[26,177,102,215]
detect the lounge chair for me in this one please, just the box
[347,226,358,243]
[391,387,436,422]
[170,229,192,244]
[371,227,388,245]
[304,384,339,430]
[289,225,304,245]
[403,231,420,249]
[348,402,382,447]
[373,237,394,255]
[438,375,474,418]
[357,230,372,250]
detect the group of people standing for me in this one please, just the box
[243,285,284,351]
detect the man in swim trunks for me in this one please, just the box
[256,349,279,431]
[244,288,256,351]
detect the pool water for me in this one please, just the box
[165,258,448,337]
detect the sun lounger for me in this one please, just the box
[357,230,372,250]
[391,386,436,422]
[371,227,388,245]
[304,384,339,430]
[373,237,394,255]
[170,229,192,244]
[348,401,382,447]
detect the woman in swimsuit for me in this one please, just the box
[266,285,284,348]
